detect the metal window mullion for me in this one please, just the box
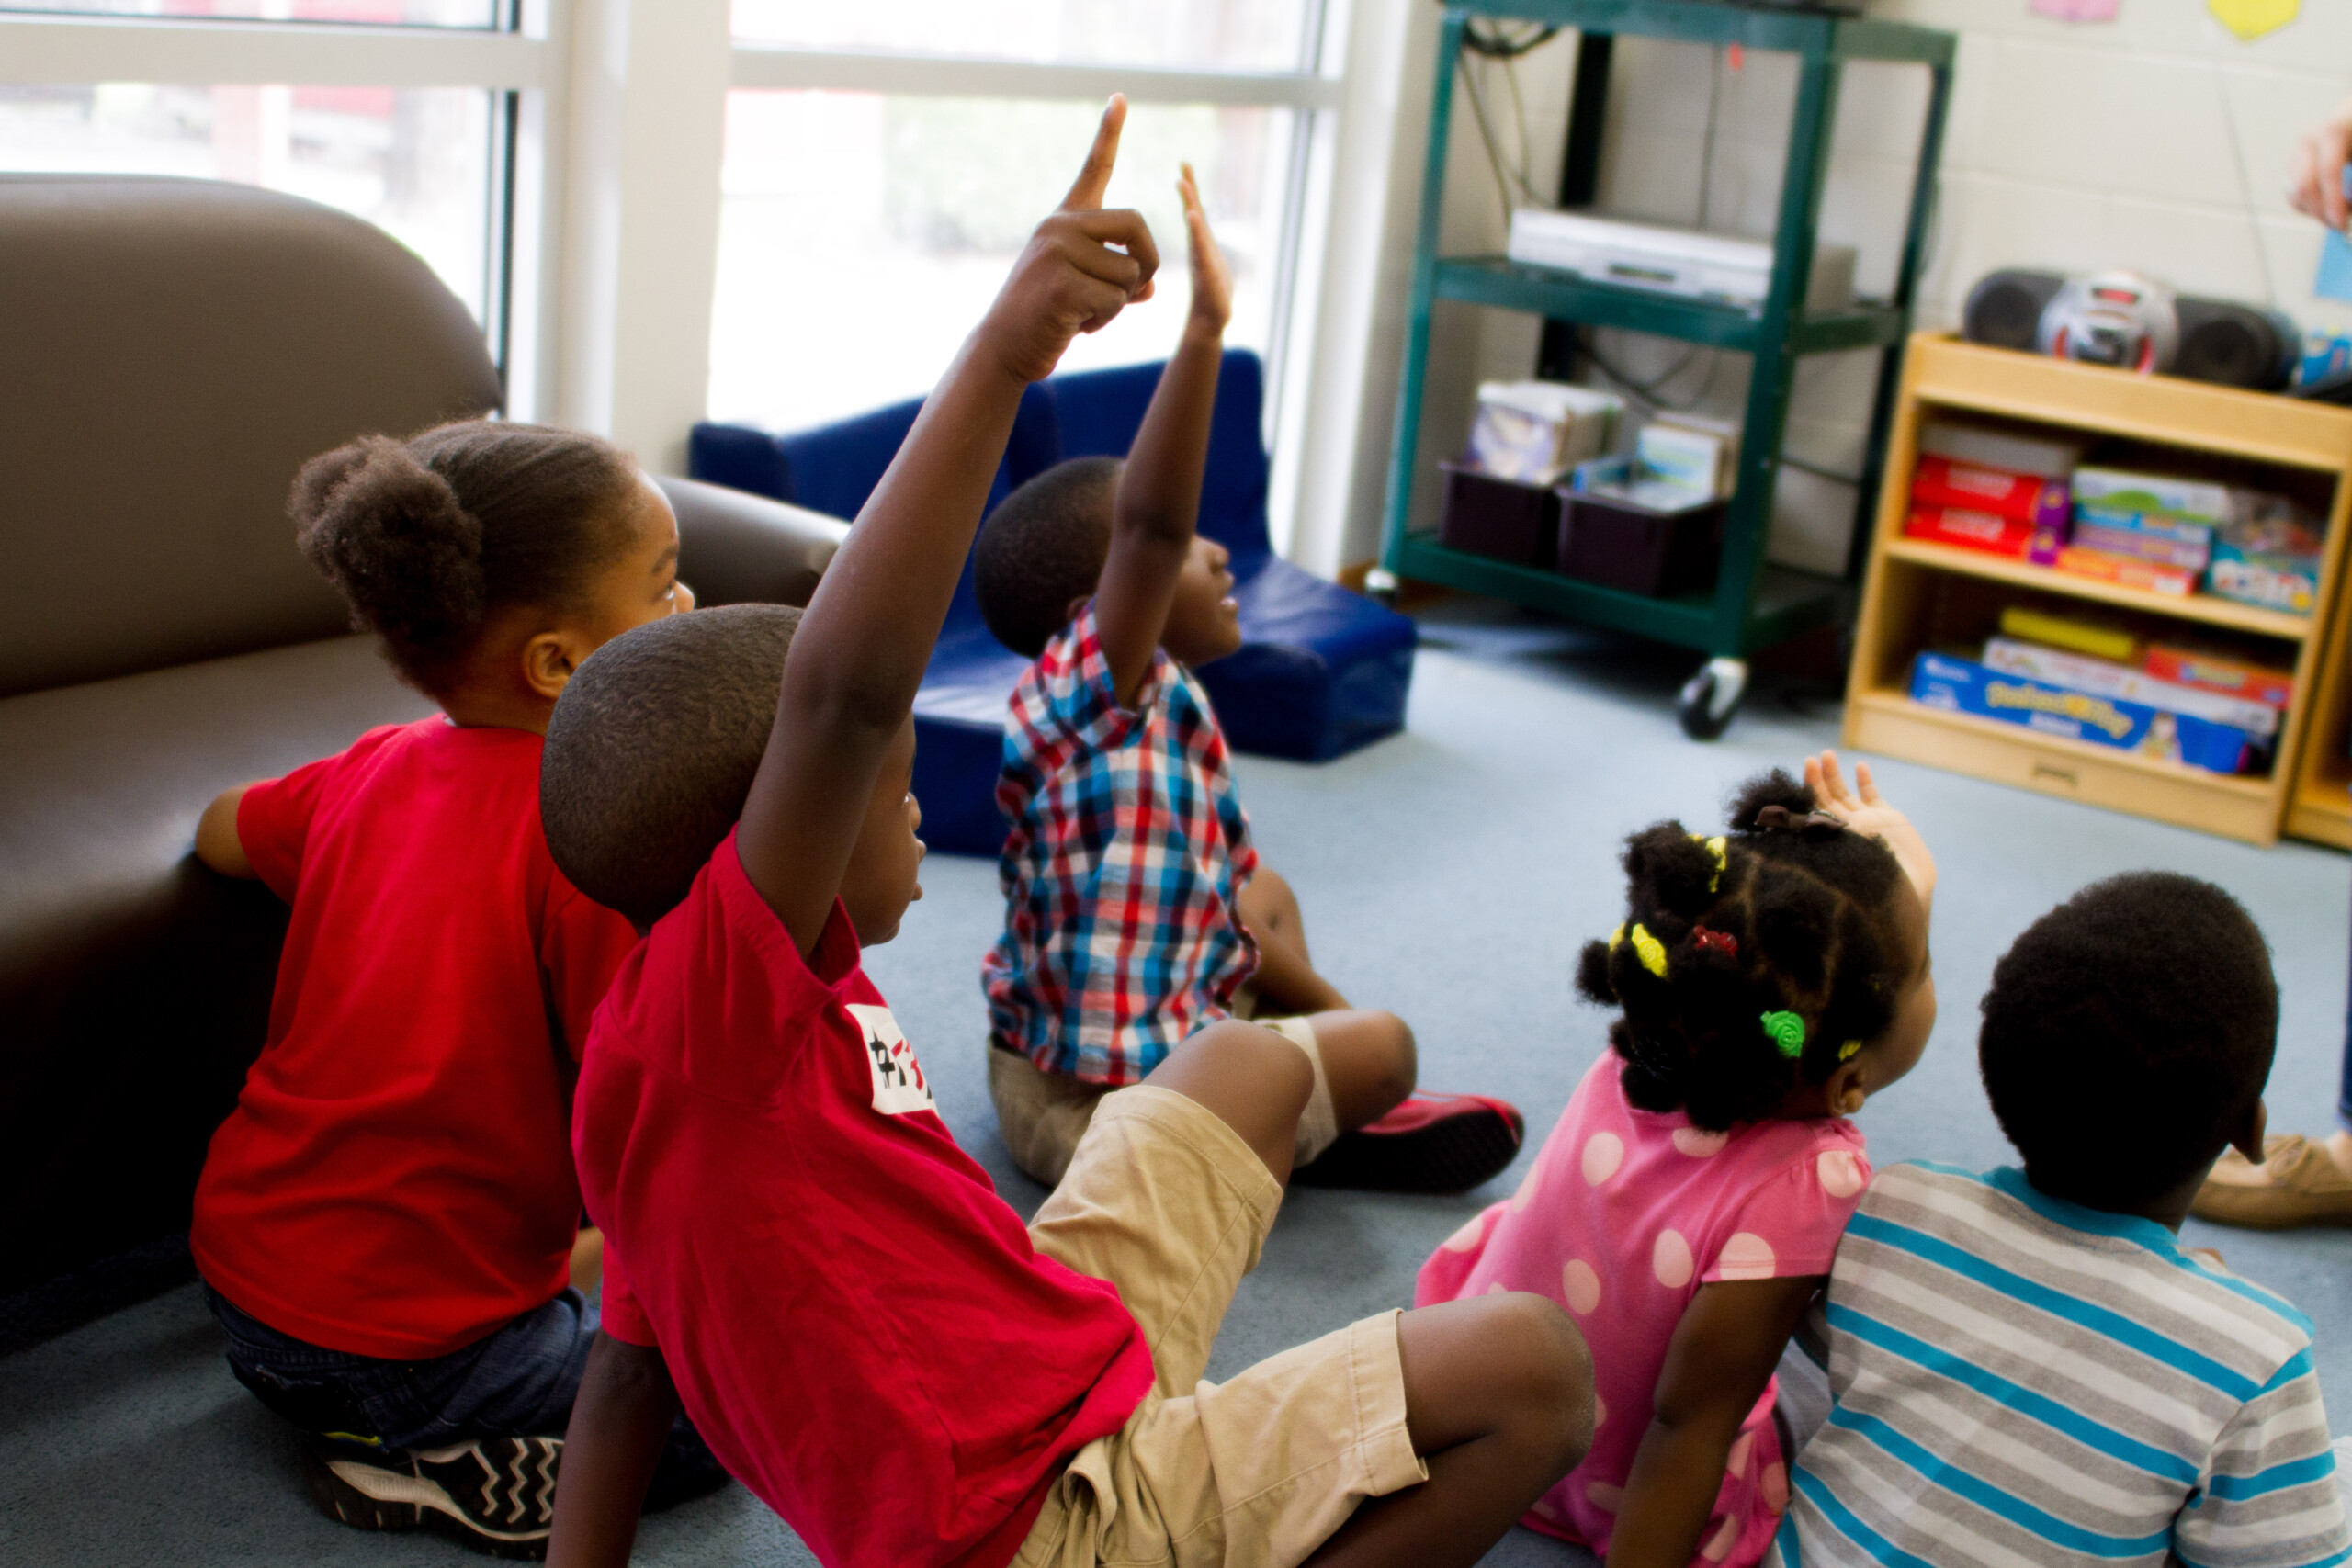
[727,45,1341,112]
[0,15,544,88]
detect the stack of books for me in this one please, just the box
[1901,421,2079,559]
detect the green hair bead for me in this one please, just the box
[1760,1010,1806,1058]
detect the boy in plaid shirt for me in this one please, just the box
[976,167,1521,1196]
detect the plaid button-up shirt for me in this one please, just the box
[983,604,1259,1085]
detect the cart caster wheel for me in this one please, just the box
[1678,657,1748,741]
[1363,566,1400,610]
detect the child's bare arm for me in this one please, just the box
[194,784,257,878]
[547,1332,682,1568]
[737,101,1157,953]
[1093,164,1233,706]
[1606,1274,1821,1568]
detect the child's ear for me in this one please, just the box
[2230,1098,2268,1166]
[522,628,590,702]
[1824,1056,1868,1119]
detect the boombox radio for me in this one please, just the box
[1962,267,2299,392]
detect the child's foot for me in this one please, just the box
[300,1435,560,1559]
[1295,1091,1525,1195]
[2192,1133,2352,1230]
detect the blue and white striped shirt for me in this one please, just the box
[1769,1162,2349,1568]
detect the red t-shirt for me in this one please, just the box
[577,833,1153,1568]
[191,718,640,1359]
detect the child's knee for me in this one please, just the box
[1487,1292,1594,1467]
[1368,1010,1418,1100]
[1227,1019,1317,1112]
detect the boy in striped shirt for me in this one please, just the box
[1772,872,2349,1568]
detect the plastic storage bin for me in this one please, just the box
[1557,488,1725,597]
[1438,461,1560,566]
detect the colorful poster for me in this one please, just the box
[2209,0,2300,40]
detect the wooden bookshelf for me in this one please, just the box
[1842,335,2352,848]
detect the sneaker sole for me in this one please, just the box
[1295,1108,1524,1196]
[302,1440,558,1561]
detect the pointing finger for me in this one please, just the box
[1060,95,1126,212]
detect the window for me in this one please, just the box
[1,1,500,28]
[0,83,500,322]
[732,0,1318,73]
[713,0,1338,435]
[709,91,1297,433]
[0,0,533,368]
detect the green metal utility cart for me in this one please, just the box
[1372,0,1954,738]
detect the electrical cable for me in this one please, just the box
[1461,19,1558,59]
[1455,47,1543,209]
[1780,452,1863,485]
[1697,45,1723,230]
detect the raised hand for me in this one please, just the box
[1804,750,1936,915]
[2288,94,2352,230]
[976,96,1161,387]
[1178,162,1231,334]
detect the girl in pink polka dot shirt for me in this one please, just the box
[1418,754,1938,1568]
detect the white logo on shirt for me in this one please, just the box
[846,1004,934,1117]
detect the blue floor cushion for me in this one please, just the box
[690,350,1417,855]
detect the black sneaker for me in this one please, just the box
[1294,1090,1526,1195]
[301,1435,560,1559]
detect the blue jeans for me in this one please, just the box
[205,1283,725,1511]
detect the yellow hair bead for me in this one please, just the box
[1610,923,1625,950]
[1838,1040,1864,1062]
[1630,923,1668,978]
[1703,836,1727,893]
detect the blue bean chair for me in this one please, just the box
[689,349,1418,855]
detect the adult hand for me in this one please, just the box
[976,96,1161,386]
[2288,94,2352,228]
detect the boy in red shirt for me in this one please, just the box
[537,100,1592,1568]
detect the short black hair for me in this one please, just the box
[1980,872,2276,1213]
[1577,771,1916,1131]
[540,604,799,929]
[973,457,1121,655]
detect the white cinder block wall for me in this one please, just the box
[1348,1,2352,579]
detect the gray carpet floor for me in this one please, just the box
[6,599,2349,1567]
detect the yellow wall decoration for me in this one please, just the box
[2210,0,2299,41]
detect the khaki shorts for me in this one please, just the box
[1019,1085,1423,1568]
[989,1018,1339,1190]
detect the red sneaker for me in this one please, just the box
[1295,1091,1525,1195]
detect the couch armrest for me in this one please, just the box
[656,475,849,611]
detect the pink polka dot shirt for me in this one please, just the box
[1417,1051,1871,1568]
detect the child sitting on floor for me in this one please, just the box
[537,99,1594,1568]
[1419,754,1939,1568]
[189,421,719,1555]
[974,165,1519,1196]
[1766,871,2351,1568]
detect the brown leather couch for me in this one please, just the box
[0,175,846,1352]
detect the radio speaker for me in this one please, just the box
[2175,299,2298,391]
[1962,269,2064,352]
